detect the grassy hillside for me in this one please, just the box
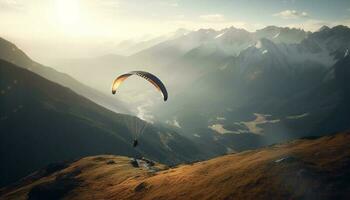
[2,131,350,200]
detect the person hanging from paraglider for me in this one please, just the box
[133,139,138,147]
[111,71,168,147]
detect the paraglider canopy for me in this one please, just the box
[111,71,168,101]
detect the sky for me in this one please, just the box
[1,0,350,61]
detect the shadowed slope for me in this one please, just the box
[0,37,128,114]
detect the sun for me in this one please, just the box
[55,0,81,26]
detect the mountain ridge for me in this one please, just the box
[0,37,129,114]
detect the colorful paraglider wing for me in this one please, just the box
[111,71,168,101]
[111,73,132,94]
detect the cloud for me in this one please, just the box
[0,0,24,12]
[273,9,309,19]
[136,100,154,123]
[286,113,309,119]
[209,124,233,134]
[166,117,181,128]
[200,14,225,22]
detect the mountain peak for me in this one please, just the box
[309,24,350,43]
[316,25,350,34]
[318,25,330,32]
[254,26,308,44]
[0,37,33,67]
[225,26,249,34]
[331,25,350,32]
[258,25,280,32]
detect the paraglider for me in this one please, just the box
[111,71,168,148]
[112,71,168,101]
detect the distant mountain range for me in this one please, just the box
[52,26,310,96]
[129,26,309,68]
[52,26,310,93]
[113,28,191,56]
[153,25,350,146]
[51,25,350,154]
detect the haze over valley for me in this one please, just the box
[1,0,350,199]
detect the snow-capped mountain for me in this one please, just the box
[255,26,310,44]
[129,26,309,67]
[51,25,350,154]
[151,25,350,151]
[200,27,254,56]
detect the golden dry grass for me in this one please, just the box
[2,132,350,200]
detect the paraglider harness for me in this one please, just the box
[133,139,138,147]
